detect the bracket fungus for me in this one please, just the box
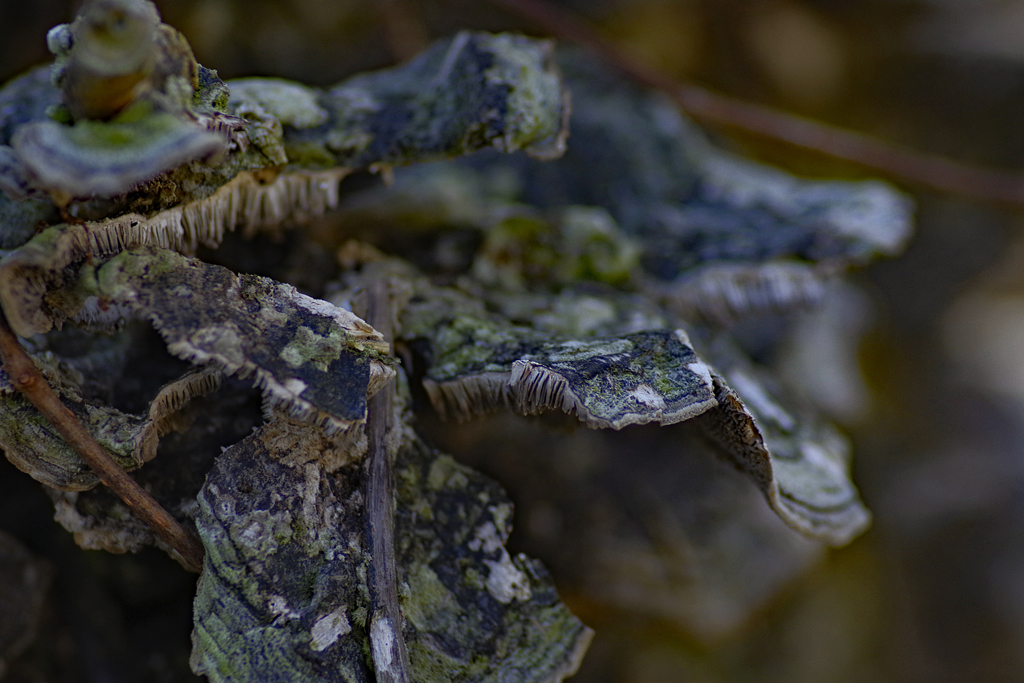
[0,349,146,491]
[53,247,394,433]
[6,0,225,207]
[0,1,914,680]
[191,387,593,683]
[335,258,872,546]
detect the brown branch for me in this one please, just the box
[485,0,1024,205]
[361,279,412,683]
[0,309,205,573]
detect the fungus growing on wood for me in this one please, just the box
[7,0,226,209]
[191,410,594,683]
[0,1,916,678]
[337,258,872,546]
[47,247,394,433]
[11,114,225,202]
[136,365,223,462]
[423,329,717,430]
[0,349,222,491]
[696,347,872,545]
[328,50,912,324]
[0,350,146,490]
[0,25,569,251]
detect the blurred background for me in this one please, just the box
[4,1,1024,681]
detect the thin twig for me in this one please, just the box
[0,309,205,573]
[485,0,1024,205]
[362,279,412,683]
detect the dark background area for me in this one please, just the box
[4,1,1024,681]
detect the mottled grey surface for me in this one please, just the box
[191,413,591,683]
[0,12,913,681]
[78,247,391,432]
[334,259,872,545]
[696,338,871,544]
[0,31,568,243]
[327,49,911,323]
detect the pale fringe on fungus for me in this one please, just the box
[423,372,513,423]
[52,249,390,436]
[657,261,835,327]
[426,357,871,545]
[509,361,588,417]
[424,353,717,430]
[105,166,351,250]
[163,337,394,436]
[424,362,642,430]
[135,366,223,463]
[367,359,396,399]
[65,298,137,335]
[0,168,349,338]
[698,374,871,547]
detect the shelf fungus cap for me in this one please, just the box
[10,113,225,200]
[79,247,394,433]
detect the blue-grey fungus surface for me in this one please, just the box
[328,49,912,325]
[190,399,592,683]
[48,247,393,433]
[336,258,872,545]
[0,29,568,251]
[0,3,916,677]
[695,339,871,545]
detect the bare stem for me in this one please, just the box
[362,279,412,683]
[485,0,1024,205]
[0,309,205,573]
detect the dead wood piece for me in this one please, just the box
[361,278,412,683]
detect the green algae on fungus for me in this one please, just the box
[335,258,871,545]
[11,112,225,200]
[191,403,592,683]
[3,0,231,205]
[423,329,718,430]
[369,263,715,429]
[0,29,568,254]
[226,79,328,130]
[468,206,642,291]
[0,5,910,677]
[45,247,394,432]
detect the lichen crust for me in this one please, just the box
[697,356,872,546]
[191,418,592,682]
[47,247,395,432]
[421,325,718,429]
